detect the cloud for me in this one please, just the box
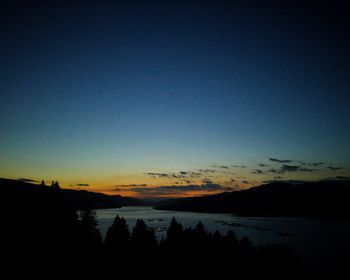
[76,183,90,187]
[202,178,214,184]
[198,169,216,173]
[269,158,326,170]
[280,165,299,172]
[267,168,281,174]
[251,169,264,174]
[211,165,229,169]
[161,184,221,191]
[281,165,315,172]
[266,165,316,174]
[262,179,306,185]
[127,183,227,197]
[312,162,324,166]
[145,167,239,182]
[219,166,229,169]
[258,164,270,167]
[299,161,325,167]
[335,176,350,180]
[129,183,226,196]
[298,167,315,172]
[328,166,343,171]
[323,176,350,182]
[145,171,202,179]
[145,172,170,178]
[116,184,148,187]
[269,158,293,163]
[18,178,39,183]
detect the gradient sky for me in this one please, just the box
[1,0,350,197]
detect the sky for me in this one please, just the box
[1,0,350,198]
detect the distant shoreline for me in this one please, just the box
[154,181,350,218]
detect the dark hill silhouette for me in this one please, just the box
[0,178,140,276]
[155,181,350,218]
[111,194,144,207]
[0,178,142,210]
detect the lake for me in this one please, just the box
[95,206,350,273]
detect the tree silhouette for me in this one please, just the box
[131,219,157,252]
[240,235,253,251]
[80,209,98,227]
[129,219,158,276]
[257,243,304,275]
[162,217,184,269]
[167,217,183,243]
[224,229,238,247]
[104,215,130,253]
[211,230,223,250]
[53,181,60,190]
[77,208,102,254]
[194,221,207,242]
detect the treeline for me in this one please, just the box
[0,178,120,210]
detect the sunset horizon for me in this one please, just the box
[3,154,349,198]
[2,0,350,274]
[2,1,349,199]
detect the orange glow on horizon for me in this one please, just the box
[100,189,226,198]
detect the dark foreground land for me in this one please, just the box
[1,178,348,277]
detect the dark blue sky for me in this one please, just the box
[1,0,349,195]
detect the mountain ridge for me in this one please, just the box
[154,180,350,218]
[0,178,143,210]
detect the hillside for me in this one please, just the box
[155,181,350,218]
[0,178,142,210]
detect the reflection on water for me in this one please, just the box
[96,206,350,272]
